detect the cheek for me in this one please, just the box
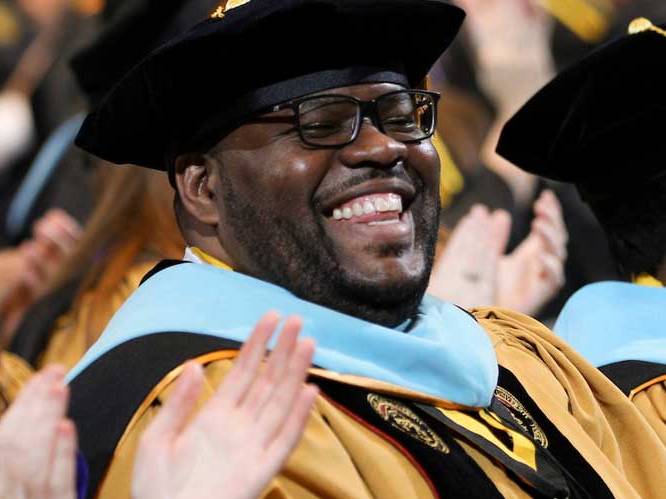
[409,142,440,188]
[227,145,332,210]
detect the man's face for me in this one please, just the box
[206,83,441,326]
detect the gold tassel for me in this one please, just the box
[628,17,666,38]
[634,274,664,288]
[210,0,252,19]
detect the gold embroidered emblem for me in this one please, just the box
[367,394,449,454]
[494,387,548,448]
[210,0,252,19]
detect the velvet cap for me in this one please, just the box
[74,0,465,171]
[496,18,666,202]
[70,0,219,107]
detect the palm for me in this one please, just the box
[497,191,567,316]
[144,397,292,499]
[132,312,318,499]
[498,235,550,313]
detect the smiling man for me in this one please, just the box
[65,1,666,498]
[175,82,440,329]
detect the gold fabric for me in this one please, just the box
[0,351,33,415]
[38,261,158,370]
[97,309,666,499]
[632,381,666,446]
[476,307,666,499]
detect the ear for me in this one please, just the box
[174,154,220,227]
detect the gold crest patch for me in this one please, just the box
[367,394,449,454]
[211,0,252,19]
[494,387,548,448]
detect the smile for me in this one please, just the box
[332,193,403,225]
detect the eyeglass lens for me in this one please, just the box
[297,91,435,147]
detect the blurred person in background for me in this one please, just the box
[429,188,568,316]
[0,208,82,348]
[0,0,98,246]
[431,0,666,321]
[0,0,101,342]
[5,0,221,370]
[498,17,666,444]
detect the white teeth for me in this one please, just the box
[332,194,404,221]
[374,198,389,212]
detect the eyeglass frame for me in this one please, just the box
[269,89,441,148]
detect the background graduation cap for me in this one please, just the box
[71,0,219,107]
[75,0,465,173]
[496,18,666,205]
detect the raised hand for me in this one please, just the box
[20,208,83,298]
[497,190,568,315]
[132,311,319,499]
[0,365,77,499]
[429,205,511,309]
[454,0,554,109]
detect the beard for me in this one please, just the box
[219,171,440,328]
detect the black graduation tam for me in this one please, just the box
[70,0,219,107]
[75,0,465,172]
[496,18,666,203]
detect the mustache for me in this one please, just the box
[313,168,423,210]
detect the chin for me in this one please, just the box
[346,248,427,284]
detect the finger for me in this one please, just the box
[1,367,68,487]
[1,366,66,432]
[439,210,477,255]
[43,209,83,240]
[264,384,319,469]
[33,219,79,257]
[489,209,512,255]
[19,242,54,293]
[255,337,316,443]
[216,311,281,404]
[533,190,564,229]
[454,206,494,255]
[23,236,64,270]
[20,241,48,276]
[48,420,77,499]
[143,362,204,441]
[538,253,566,289]
[241,316,303,412]
[532,218,568,261]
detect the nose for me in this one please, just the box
[338,118,408,169]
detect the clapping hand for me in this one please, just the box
[132,311,318,499]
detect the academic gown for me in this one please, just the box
[67,263,666,499]
[556,281,666,444]
[0,351,33,414]
[8,260,159,370]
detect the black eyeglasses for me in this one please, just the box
[271,90,440,147]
